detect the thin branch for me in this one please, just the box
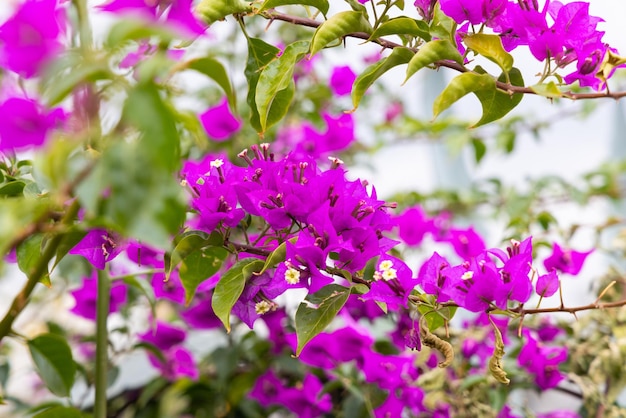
[261,10,626,101]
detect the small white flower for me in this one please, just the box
[379,260,394,271]
[210,159,224,169]
[381,268,398,281]
[255,301,271,315]
[461,271,474,280]
[285,267,301,285]
[373,271,383,281]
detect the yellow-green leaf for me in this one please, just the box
[352,47,414,110]
[405,40,463,83]
[463,33,513,73]
[196,0,252,25]
[472,67,524,127]
[369,17,430,41]
[310,11,372,56]
[530,81,562,98]
[182,57,236,109]
[256,41,309,132]
[258,0,329,16]
[433,72,494,119]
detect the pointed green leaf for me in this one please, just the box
[405,40,463,83]
[182,57,236,109]
[245,38,281,133]
[472,67,524,127]
[430,3,456,42]
[123,83,180,172]
[196,0,252,25]
[256,237,298,276]
[433,72,494,119]
[258,0,329,16]
[310,11,372,56]
[352,47,414,110]
[369,17,431,41]
[179,246,228,305]
[471,138,487,164]
[530,81,562,98]
[256,41,310,132]
[165,231,222,280]
[212,258,264,332]
[28,334,76,397]
[295,284,351,355]
[463,33,513,73]
[17,234,50,287]
[33,406,84,418]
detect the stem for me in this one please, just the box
[261,10,626,101]
[0,201,80,343]
[95,268,110,418]
[72,0,93,51]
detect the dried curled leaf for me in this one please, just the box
[420,320,454,368]
[488,317,510,384]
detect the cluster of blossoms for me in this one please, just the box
[430,0,617,89]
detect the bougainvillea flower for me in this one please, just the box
[362,255,418,311]
[417,252,457,303]
[0,0,65,77]
[180,296,223,330]
[536,270,559,297]
[395,206,433,246]
[281,373,332,418]
[249,370,286,407]
[139,321,186,350]
[69,229,126,270]
[518,329,567,390]
[99,0,205,37]
[199,98,241,141]
[543,242,592,275]
[0,98,65,151]
[151,272,185,304]
[329,65,356,96]
[70,274,127,320]
[446,227,486,260]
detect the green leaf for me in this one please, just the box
[430,4,456,41]
[122,83,180,172]
[245,38,281,133]
[76,142,187,248]
[33,405,84,418]
[463,33,513,73]
[295,284,350,355]
[179,246,228,305]
[416,305,456,331]
[472,67,524,127]
[52,229,87,272]
[212,258,264,332]
[256,41,310,132]
[352,47,414,110]
[369,17,431,41]
[196,0,252,25]
[0,181,25,197]
[42,54,111,106]
[182,57,236,109]
[105,18,179,48]
[17,234,50,287]
[257,237,298,276]
[258,0,329,16]
[405,40,463,83]
[530,81,562,98]
[165,231,222,280]
[28,334,76,397]
[122,275,157,319]
[433,72,494,119]
[310,11,372,56]
[471,138,487,164]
